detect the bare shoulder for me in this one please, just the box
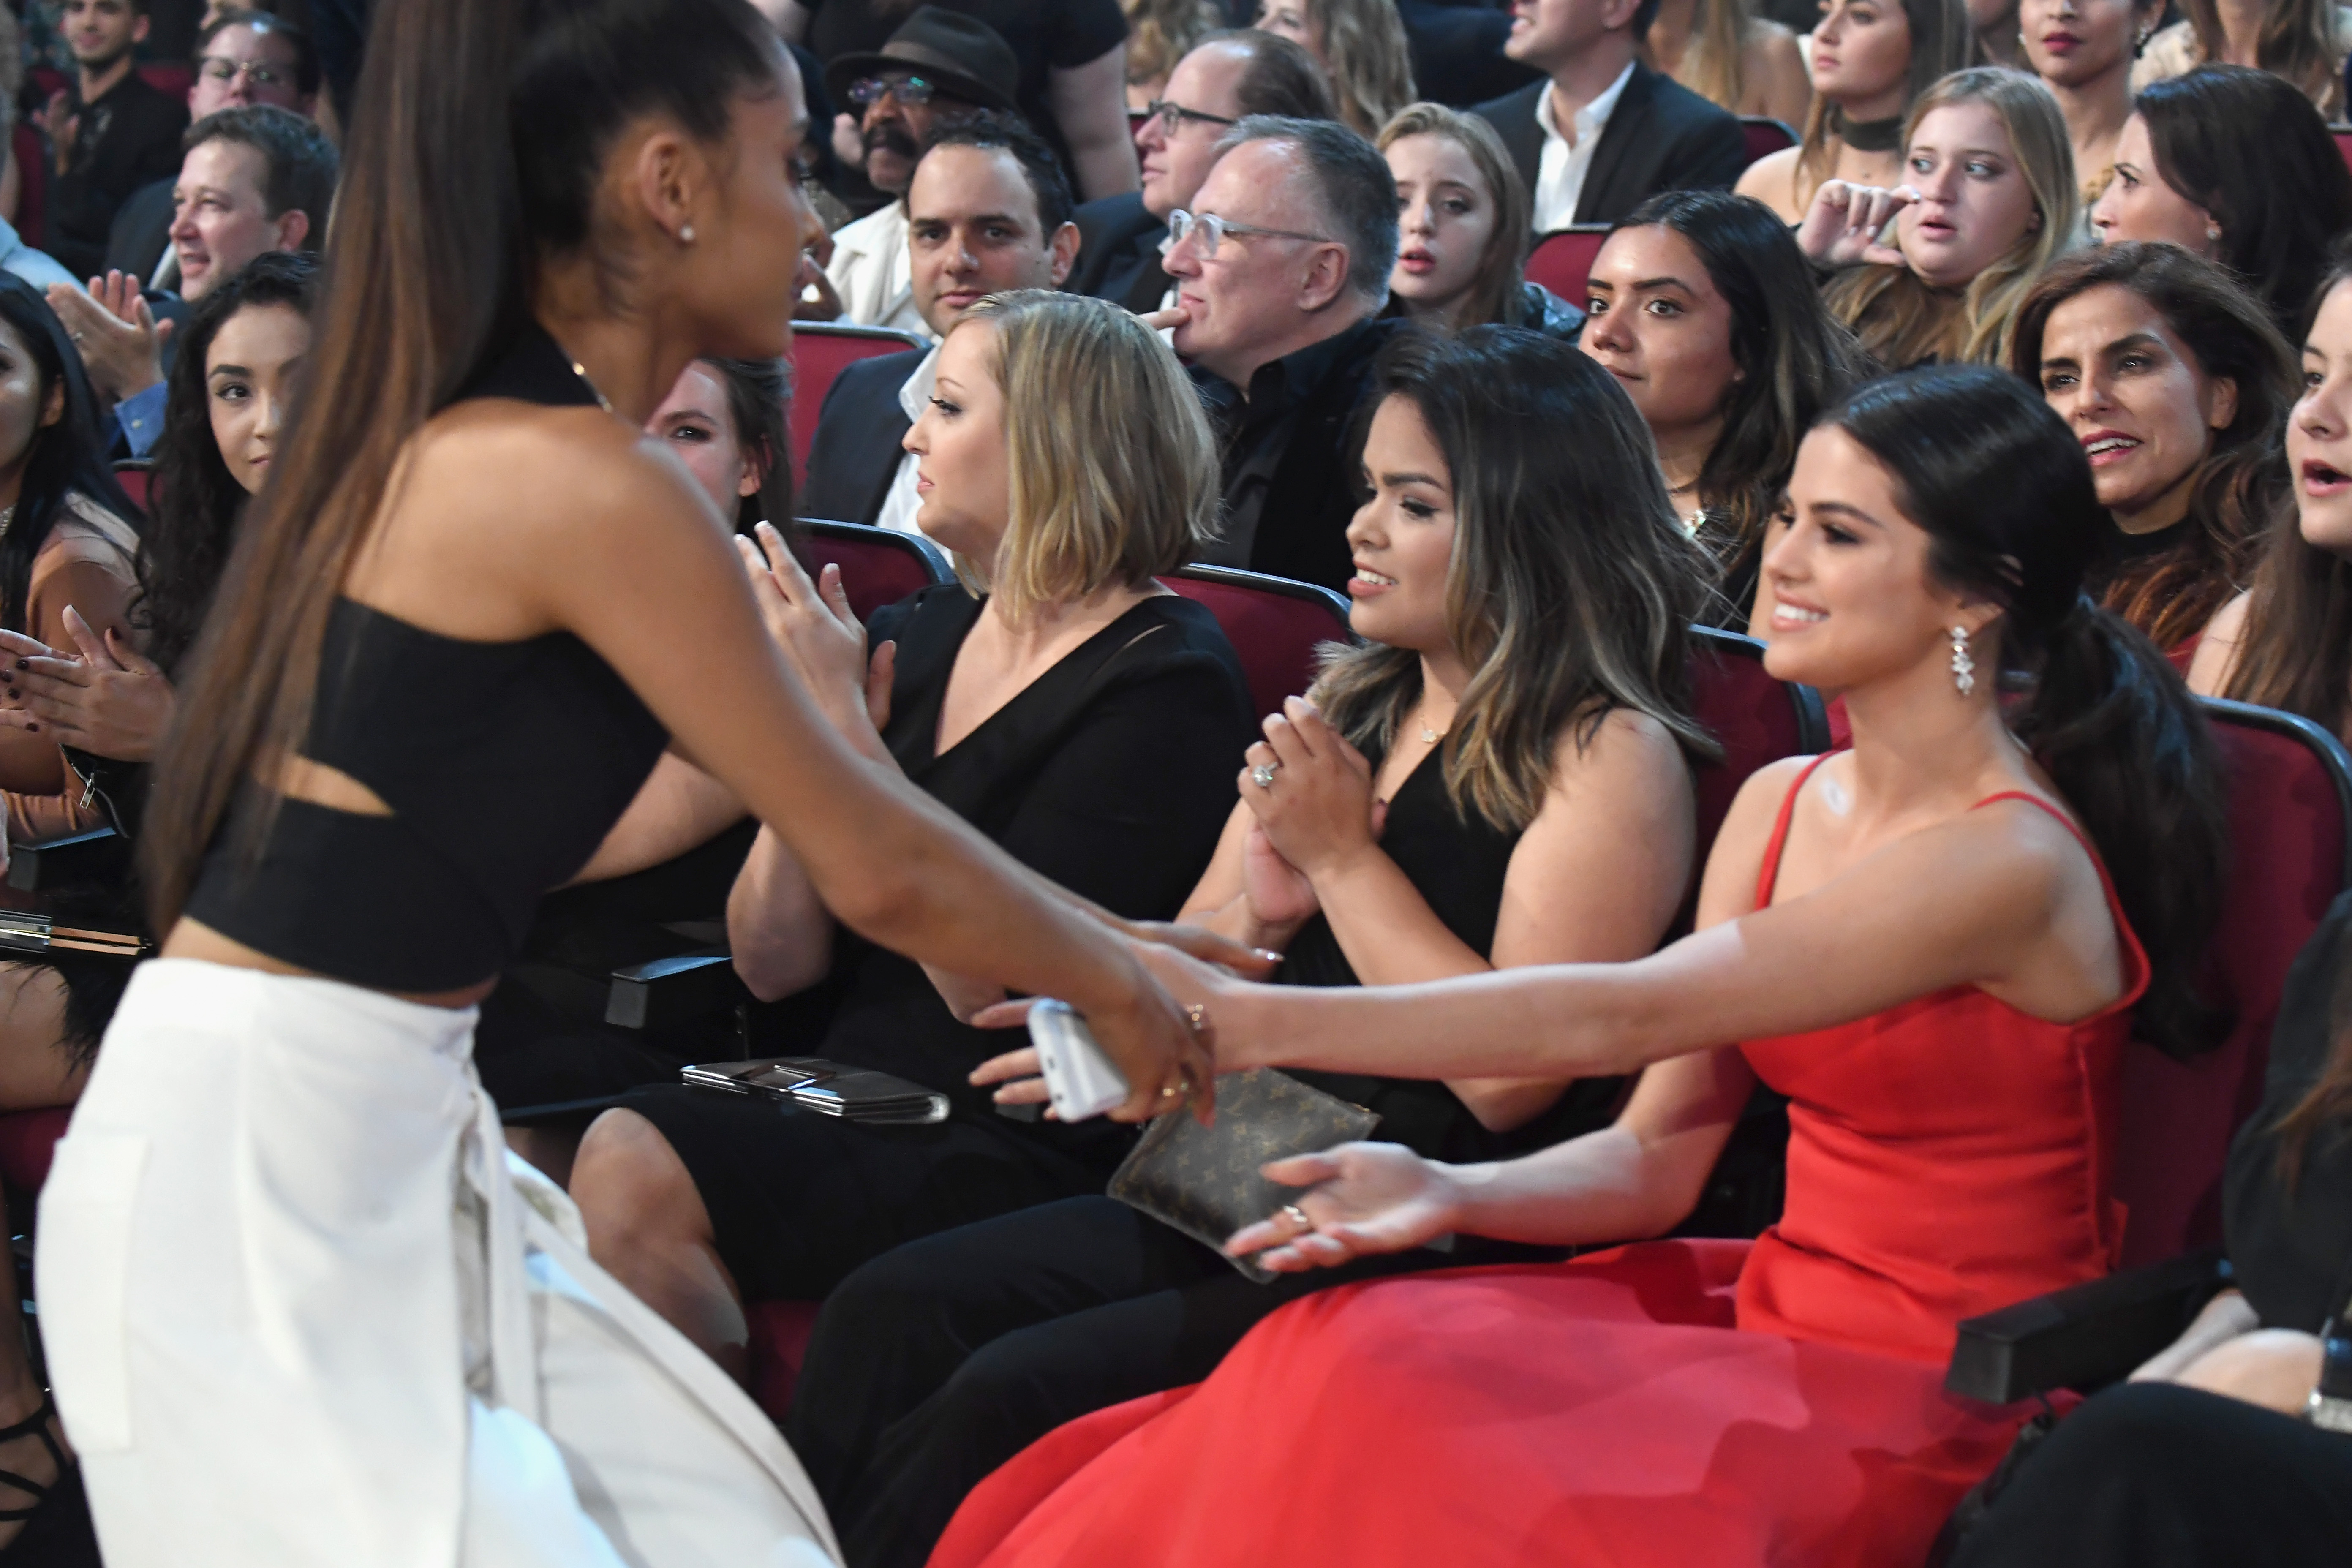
[2186,588,2252,698]
[397,399,706,548]
[352,398,721,634]
[1532,707,1695,828]
[1734,145,1801,210]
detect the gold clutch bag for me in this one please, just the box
[1107,1068,1379,1283]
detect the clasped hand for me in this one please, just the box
[1241,697,1385,883]
[1796,180,1916,270]
[0,608,174,760]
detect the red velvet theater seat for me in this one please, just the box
[1686,627,1830,874]
[799,518,956,622]
[0,1106,73,1194]
[786,322,928,483]
[1740,116,1798,167]
[1162,564,1353,720]
[2111,697,2352,1266]
[1523,225,1610,307]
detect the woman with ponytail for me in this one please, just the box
[936,363,2229,1568]
[32,1,1228,1564]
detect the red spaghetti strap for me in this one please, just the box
[1754,755,1834,909]
[1966,791,2150,997]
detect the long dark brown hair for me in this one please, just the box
[2009,242,2295,654]
[2136,65,2352,340]
[1313,327,1719,832]
[2226,250,2352,738]
[1611,190,1872,620]
[141,0,787,929]
[1827,366,2229,1058]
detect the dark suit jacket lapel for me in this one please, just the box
[1573,63,1657,226]
[1480,81,1546,201]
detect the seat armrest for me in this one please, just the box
[604,949,742,1031]
[1944,1248,2231,1405]
[7,828,128,893]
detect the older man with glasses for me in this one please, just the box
[1068,29,1335,315]
[818,7,1021,335]
[1162,114,1400,592]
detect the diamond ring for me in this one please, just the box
[1250,762,1277,789]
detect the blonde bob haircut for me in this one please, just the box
[947,290,1220,618]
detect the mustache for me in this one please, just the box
[863,122,920,160]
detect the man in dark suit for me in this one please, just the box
[801,118,1079,530]
[41,0,191,279]
[1065,30,1334,315]
[1165,118,1398,593]
[1470,0,1745,232]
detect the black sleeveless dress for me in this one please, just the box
[785,743,1635,1568]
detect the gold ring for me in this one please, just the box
[1160,1075,1193,1100]
[1183,1003,1208,1034]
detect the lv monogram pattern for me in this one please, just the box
[1109,1070,1379,1283]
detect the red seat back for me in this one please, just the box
[748,1298,824,1421]
[800,518,955,622]
[1163,564,1353,720]
[0,1106,72,1193]
[1686,627,1829,904]
[2112,697,2352,1266]
[12,123,46,247]
[1524,225,1610,306]
[112,460,151,512]
[787,322,928,482]
[1740,116,1799,168]
[136,63,193,101]
[2335,125,2352,177]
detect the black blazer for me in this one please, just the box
[1217,316,1399,591]
[799,348,926,527]
[1471,63,1747,228]
[103,177,175,286]
[1068,192,1173,314]
[1400,0,1541,110]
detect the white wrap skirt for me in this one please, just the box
[34,958,841,1566]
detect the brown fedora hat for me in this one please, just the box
[823,8,1021,116]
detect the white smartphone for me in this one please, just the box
[1026,998,1130,1122]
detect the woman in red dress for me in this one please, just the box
[942,364,2231,1568]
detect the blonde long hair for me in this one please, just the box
[950,291,1218,619]
[1825,66,2079,366]
[1304,0,1416,135]
[1793,0,1971,202]
[1671,0,1758,112]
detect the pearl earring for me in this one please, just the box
[2205,222,2222,242]
[1951,626,1976,697]
[680,223,697,244]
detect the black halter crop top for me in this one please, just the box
[183,327,671,992]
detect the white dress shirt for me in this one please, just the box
[1531,61,1636,232]
[873,343,941,536]
[823,202,932,339]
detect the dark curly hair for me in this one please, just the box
[139,251,320,676]
[0,276,142,635]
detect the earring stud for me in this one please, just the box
[680,223,697,244]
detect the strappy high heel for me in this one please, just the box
[0,1392,71,1537]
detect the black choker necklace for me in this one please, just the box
[1836,112,1904,152]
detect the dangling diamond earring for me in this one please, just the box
[1951,626,1976,697]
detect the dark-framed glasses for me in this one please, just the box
[196,56,286,89]
[848,74,939,108]
[1142,99,1239,135]
[1164,208,1332,258]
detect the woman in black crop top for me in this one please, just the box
[566,290,1252,1380]
[35,12,1233,1565]
[780,326,1724,1568]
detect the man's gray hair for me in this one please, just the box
[1213,115,1397,306]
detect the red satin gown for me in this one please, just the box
[932,760,2149,1568]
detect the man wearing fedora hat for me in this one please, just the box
[822,7,1024,334]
